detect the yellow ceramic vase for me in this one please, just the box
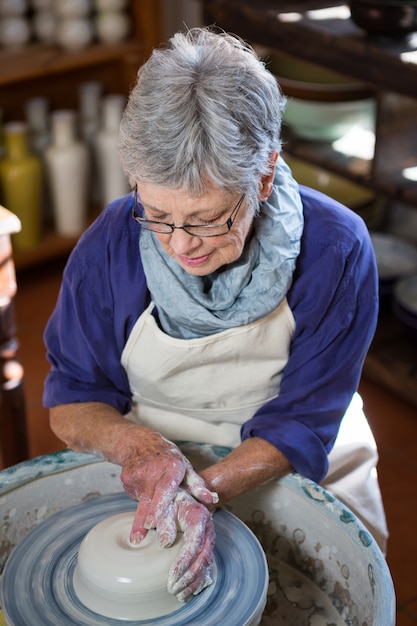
[0,122,42,250]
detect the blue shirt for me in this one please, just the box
[43,185,378,483]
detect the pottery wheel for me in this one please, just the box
[0,491,268,626]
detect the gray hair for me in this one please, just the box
[119,27,286,211]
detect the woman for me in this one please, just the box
[43,27,387,604]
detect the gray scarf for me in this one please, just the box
[139,158,304,339]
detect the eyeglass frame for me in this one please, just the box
[131,186,246,237]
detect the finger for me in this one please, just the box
[169,530,215,599]
[176,564,214,603]
[167,506,215,591]
[182,464,219,505]
[130,497,152,544]
[129,477,179,544]
[131,471,180,537]
[155,500,178,548]
[144,462,185,529]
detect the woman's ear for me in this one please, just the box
[258,151,279,201]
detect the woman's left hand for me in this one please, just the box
[121,432,217,545]
[160,488,216,602]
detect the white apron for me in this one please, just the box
[121,302,388,553]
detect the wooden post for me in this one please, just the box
[0,206,28,467]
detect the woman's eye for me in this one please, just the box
[148,214,168,222]
[197,219,216,226]
[197,214,223,225]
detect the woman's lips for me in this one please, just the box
[178,253,211,267]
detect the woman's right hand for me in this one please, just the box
[165,488,216,602]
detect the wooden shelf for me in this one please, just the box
[204,0,417,98]
[14,205,103,271]
[204,0,417,209]
[14,230,79,272]
[204,0,417,405]
[0,40,146,87]
[0,0,163,272]
[282,128,417,206]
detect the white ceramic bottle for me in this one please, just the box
[94,94,129,208]
[79,81,103,144]
[78,81,103,204]
[25,96,52,224]
[44,110,89,237]
[24,96,51,155]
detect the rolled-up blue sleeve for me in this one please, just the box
[241,186,378,483]
[43,194,150,414]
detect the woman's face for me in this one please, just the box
[136,182,256,276]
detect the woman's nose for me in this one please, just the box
[169,227,200,255]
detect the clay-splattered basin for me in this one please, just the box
[0,444,395,625]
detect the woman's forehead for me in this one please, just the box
[136,183,237,213]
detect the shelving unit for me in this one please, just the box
[203,0,417,205]
[0,0,163,270]
[203,0,417,407]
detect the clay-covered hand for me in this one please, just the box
[120,431,218,544]
[161,488,216,602]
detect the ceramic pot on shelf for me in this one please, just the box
[94,0,131,44]
[0,16,31,48]
[55,0,92,18]
[95,10,131,43]
[24,97,51,156]
[56,17,94,50]
[0,122,43,250]
[94,94,129,208]
[349,0,417,36]
[31,0,53,8]
[32,9,57,44]
[79,81,103,143]
[44,110,89,237]
[25,96,53,224]
[78,81,103,204]
[0,0,30,47]
[54,0,94,50]
[0,0,27,17]
[94,0,128,9]
[31,0,54,39]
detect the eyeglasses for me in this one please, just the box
[132,186,245,237]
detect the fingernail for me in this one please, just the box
[159,533,172,548]
[144,516,154,529]
[167,574,176,592]
[196,574,212,594]
[129,532,144,545]
[167,573,181,594]
[176,590,189,603]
